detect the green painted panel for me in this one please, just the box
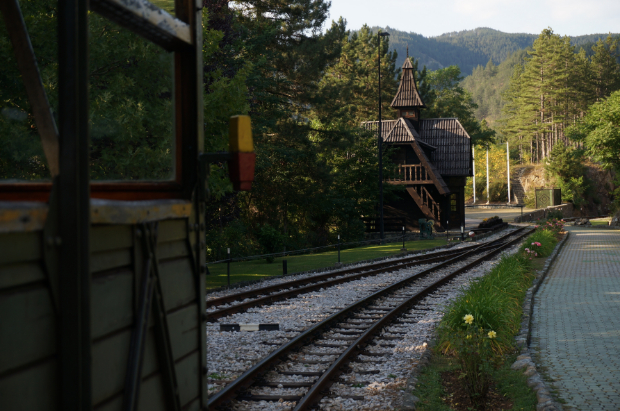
[93,394,122,411]
[91,225,133,253]
[92,326,164,405]
[168,305,198,360]
[92,329,128,405]
[91,269,134,339]
[91,249,132,274]
[159,258,195,311]
[158,240,189,261]
[0,358,57,411]
[0,285,55,374]
[137,373,167,411]
[183,398,201,411]
[176,351,200,406]
[0,262,45,289]
[0,231,41,266]
[157,219,186,244]
[92,314,200,406]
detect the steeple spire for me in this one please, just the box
[390,58,425,109]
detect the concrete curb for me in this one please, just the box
[512,230,570,411]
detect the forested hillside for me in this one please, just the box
[461,50,529,127]
[369,26,618,76]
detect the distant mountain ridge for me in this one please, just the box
[367,26,618,75]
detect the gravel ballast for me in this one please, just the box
[206,228,524,410]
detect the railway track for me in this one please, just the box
[207,226,513,321]
[207,227,532,410]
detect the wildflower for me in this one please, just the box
[466,335,472,339]
[463,314,474,324]
[525,248,530,252]
[488,330,497,339]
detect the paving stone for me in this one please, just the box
[531,227,620,411]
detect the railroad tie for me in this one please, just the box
[279,371,323,376]
[243,394,303,402]
[257,381,315,388]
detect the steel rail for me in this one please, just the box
[207,240,489,307]
[206,227,530,409]
[207,244,479,306]
[293,227,533,410]
[206,240,504,321]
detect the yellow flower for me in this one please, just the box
[463,314,474,324]
[488,330,497,339]
[466,335,472,339]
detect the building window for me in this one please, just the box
[450,194,457,212]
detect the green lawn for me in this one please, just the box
[206,238,446,290]
[590,218,611,226]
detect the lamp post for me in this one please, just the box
[378,30,390,243]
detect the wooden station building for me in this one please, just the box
[363,58,472,231]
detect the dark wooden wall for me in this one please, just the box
[0,217,203,411]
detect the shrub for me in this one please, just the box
[478,216,503,229]
[256,224,285,263]
[205,220,259,261]
[546,209,563,220]
[489,181,508,202]
[439,255,533,354]
[447,315,499,406]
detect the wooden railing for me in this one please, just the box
[388,164,433,184]
[410,185,441,222]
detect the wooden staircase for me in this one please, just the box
[406,186,442,228]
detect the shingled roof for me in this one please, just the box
[418,118,472,176]
[362,119,435,149]
[362,117,472,177]
[390,58,425,109]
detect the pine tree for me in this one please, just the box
[590,35,620,101]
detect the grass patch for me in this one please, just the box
[412,354,538,411]
[437,254,537,354]
[590,219,611,226]
[206,238,445,289]
[415,227,561,409]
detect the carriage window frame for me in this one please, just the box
[0,0,202,201]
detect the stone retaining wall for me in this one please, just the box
[513,203,573,223]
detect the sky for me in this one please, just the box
[326,0,620,37]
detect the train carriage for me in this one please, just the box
[0,1,252,410]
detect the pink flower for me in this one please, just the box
[525,248,530,252]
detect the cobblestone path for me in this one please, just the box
[532,227,620,410]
